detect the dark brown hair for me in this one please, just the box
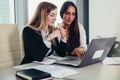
[60,1,80,48]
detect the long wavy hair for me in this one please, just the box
[28,2,57,31]
[60,1,80,48]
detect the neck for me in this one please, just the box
[41,25,48,33]
[64,24,70,30]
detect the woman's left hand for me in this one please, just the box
[71,47,86,59]
[59,27,67,41]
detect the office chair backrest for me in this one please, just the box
[0,24,22,69]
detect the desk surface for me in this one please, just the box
[0,62,120,80]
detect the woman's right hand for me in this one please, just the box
[71,47,86,59]
[59,27,67,41]
[47,29,61,41]
[57,23,67,41]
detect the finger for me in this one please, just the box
[74,52,82,59]
[75,52,81,58]
[61,21,65,28]
[71,51,76,55]
[80,52,85,58]
[76,51,85,59]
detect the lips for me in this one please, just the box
[52,22,54,23]
[51,21,54,23]
[66,20,72,24]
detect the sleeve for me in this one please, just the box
[78,23,87,50]
[23,27,50,61]
[54,38,67,57]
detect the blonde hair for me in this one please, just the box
[28,2,57,30]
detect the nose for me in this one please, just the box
[68,14,73,20]
[53,16,56,21]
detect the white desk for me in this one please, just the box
[0,62,120,80]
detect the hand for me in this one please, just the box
[48,29,61,40]
[71,47,86,59]
[59,27,67,41]
[56,23,67,41]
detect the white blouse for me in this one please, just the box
[78,23,87,50]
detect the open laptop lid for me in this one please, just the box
[79,37,116,67]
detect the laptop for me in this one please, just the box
[55,37,116,67]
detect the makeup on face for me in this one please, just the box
[47,9,57,26]
[63,6,76,25]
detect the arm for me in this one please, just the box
[52,27,67,57]
[79,24,87,50]
[71,24,87,58]
[23,27,50,62]
[54,39,67,57]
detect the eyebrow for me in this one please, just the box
[50,13,55,15]
[66,10,75,13]
[50,12,57,16]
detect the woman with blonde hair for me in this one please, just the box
[21,2,67,64]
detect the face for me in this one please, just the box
[47,9,57,26]
[63,6,76,25]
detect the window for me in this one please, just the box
[0,0,15,23]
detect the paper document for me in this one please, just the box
[34,56,67,65]
[103,57,120,64]
[29,65,79,78]
[34,58,56,65]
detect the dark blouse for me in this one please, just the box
[21,27,69,64]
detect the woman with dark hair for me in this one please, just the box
[59,1,87,58]
[21,2,67,64]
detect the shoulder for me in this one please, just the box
[23,26,35,32]
[23,26,37,35]
[22,26,42,40]
[78,23,84,29]
[78,23,86,35]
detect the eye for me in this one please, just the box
[72,13,75,16]
[65,12,70,15]
[50,14,54,17]
[49,13,57,17]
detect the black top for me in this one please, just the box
[21,27,72,64]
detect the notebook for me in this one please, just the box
[55,37,116,67]
[16,68,51,80]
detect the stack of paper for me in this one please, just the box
[103,57,120,64]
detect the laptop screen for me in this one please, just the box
[80,37,116,67]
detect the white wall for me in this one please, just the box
[89,0,120,42]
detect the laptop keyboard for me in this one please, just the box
[55,56,82,66]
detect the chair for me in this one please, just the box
[0,24,22,69]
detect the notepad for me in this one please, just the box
[16,68,51,80]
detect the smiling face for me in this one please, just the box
[63,6,76,25]
[47,9,57,27]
